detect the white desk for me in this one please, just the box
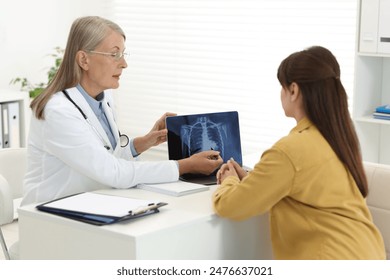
[18,186,273,260]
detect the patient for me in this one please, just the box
[213,46,386,260]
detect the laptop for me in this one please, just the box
[166,111,243,185]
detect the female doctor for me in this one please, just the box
[22,16,223,205]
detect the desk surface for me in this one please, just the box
[20,186,223,237]
[18,155,272,260]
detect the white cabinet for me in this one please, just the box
[0,89,30,148]
[354,0,390,164]
[354,56,390,164]
[359,0,390,54]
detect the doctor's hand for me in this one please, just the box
[178,150,223,176]
[133,112,176,154]
[216,158,247,184]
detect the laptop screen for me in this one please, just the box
[166,111,243,166]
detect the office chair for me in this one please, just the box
[0,147,27,260]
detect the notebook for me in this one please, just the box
[166,111,243,185]
[138,181,210,196]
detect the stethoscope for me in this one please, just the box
[62,90,129,150]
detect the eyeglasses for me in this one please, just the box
[87,50,129,61]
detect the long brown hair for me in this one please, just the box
[31,16,126,119]
[277,46,368,197]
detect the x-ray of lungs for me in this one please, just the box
[166,111,242,166]
[180,116,227,159]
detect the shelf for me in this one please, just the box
[355,0,390,164]
[357,52,390,58]
[0,89,28,103]
[355,115,390,125]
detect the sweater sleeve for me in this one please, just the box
[213,146,296,220]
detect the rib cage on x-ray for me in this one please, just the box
[180,117,227,158]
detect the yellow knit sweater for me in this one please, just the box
[213,118,385,259]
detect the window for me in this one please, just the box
[107,0,357,160]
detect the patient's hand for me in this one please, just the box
[217,158,246,184]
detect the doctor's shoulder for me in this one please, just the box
[42,91,83,120]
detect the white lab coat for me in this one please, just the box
[22,87,179,205]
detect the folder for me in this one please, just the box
[7,102,21,147]
[373,112,390,120]
[375,104,390,114]
[0,104,3,148]
[1,102,21,148]
[36,192,168,225]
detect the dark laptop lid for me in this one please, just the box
[166,111,243,185]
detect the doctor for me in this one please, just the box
[22,16,222,205]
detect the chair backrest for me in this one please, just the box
[364,161,390,259]
[0,148,26,260]
[0,148,27,200]
[0,174,13,225]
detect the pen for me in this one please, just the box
[129,203,164,216]
[208,148,220,160]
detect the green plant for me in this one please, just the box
[10,47,64,98]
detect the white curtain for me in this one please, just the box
[106,0,357,160]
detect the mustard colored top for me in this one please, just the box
[213,118,386,260]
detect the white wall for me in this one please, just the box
[0,0,109,91]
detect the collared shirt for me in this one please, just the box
[77,84,117,149]
[77,84,139,157]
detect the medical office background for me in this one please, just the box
[0,0,357,160]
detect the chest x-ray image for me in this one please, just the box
[180,116,226,159]
[166,111,242,166]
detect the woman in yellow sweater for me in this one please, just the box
[213,46,386,260]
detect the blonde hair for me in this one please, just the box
[31,16,126,119]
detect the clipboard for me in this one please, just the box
[36,192,168,226]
